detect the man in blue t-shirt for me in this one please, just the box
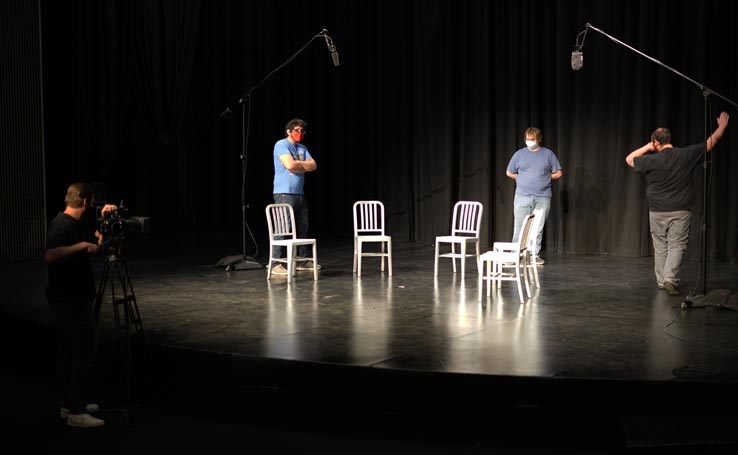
[271,118,319,274]
[506,127,563,264]
[626,112,729,296]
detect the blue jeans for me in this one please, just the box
[273,193,311,258]
[649,210,691,286]
[512,195,551,255]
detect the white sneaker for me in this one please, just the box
[60,404,100,419]
[270,264,289,275]
[66,413,105,428]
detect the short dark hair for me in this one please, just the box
[285,118,307,132]
[651,127,671,145]
[64,182,94,208]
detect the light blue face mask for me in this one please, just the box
[525,140,538,149]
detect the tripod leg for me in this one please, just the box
[94,257,112,321]
[109,261,136,421]
[121,260,148,346]
[98,253,151,424]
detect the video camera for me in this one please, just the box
[98,206,150,245]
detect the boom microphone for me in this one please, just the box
[571,50,583,71]
[321,29,340,67]
[571,24,589,71]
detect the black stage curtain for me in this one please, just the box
[41,0,738,261]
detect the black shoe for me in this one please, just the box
[664,282,680,296]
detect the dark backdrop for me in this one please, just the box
[41,0,738,261]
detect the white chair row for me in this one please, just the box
[265,201,393,283]
[265,199,544,299]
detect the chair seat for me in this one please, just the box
[356,235,391,242]
[272,238,316,247]
[436,235,478,243]
[480,250,518,263]
[436,236,479,260]
[492,241,516,251]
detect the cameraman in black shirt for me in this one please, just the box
[45,182,116,428]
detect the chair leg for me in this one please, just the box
[434,241,440,277]
[267,244,273,280]
[523,261,531,299]
[312,242,318,281]
[478,261,484,302]
[380,242,385,272]
[357,240,362,277]
[286,246,293,284]
[460,241,466,277]
[494,258,502,288]
[530,252,540,288]
[451,243,457,273]
[387,239,393,277]
[353,238,357,274]
[475,241,481,275]
[515,263,524,303]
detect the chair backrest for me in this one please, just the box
[265,203,296,240]
[450,201,483,237]
[517,214,535,253]
[527,208,546,250]
[353,201,385,236]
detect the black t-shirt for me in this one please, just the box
[633,143,706,212]
[46,212,97,302]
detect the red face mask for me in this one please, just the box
[290,130,305,142]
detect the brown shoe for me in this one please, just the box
[296,260,321,271]
[270,264,289,275]
[664,282,680,296]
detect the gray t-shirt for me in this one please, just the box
[507,147,562,198]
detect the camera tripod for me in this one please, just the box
[93,241,149,424]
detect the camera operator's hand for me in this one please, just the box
[100,204,118,216]
[84,241,99,254]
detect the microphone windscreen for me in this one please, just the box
[571,51,583,71]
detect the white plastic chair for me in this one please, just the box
[353,201,392,277]
[434,201,483,278]
[265,203,318,283]
[493,207,545,288]
[479,213,535,303]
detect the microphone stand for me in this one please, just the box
[216,29,334,272]
[582,23,738,308]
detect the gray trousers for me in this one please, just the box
[649,210,691,286]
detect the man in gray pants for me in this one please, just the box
[626,112,730,296]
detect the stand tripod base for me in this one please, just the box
[682,289,734,309]
[215,254,264,271]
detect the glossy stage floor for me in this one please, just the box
[3,230,738,452]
